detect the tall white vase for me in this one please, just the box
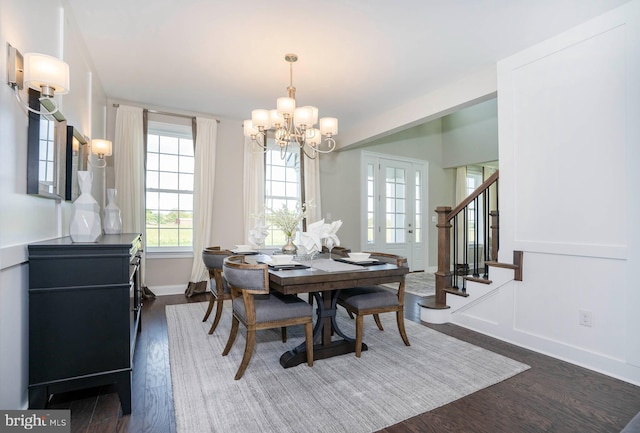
[70,171,102,242]
[103,188,122,234]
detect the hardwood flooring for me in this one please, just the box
[48,292,640,433]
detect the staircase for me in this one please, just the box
[419,170,523,324]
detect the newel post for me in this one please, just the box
[490,210,499,261]
[435,206,452,306]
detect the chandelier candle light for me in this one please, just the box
[244,54,338,159]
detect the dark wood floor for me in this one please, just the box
[48,291,640,433]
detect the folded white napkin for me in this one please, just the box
[299,219,324,254]
[248,223,270,248]
[321,220,343,248]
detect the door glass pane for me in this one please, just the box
[385,166,406,245]
[367,163,375,244]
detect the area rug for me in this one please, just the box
[384,271,436,297]
[166,302,529,433]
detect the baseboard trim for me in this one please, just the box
[150,284,188,296]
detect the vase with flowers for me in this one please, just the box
[266,201,312,255]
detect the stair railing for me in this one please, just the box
[433,170,499,307]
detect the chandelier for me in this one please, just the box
[243,54,338,159]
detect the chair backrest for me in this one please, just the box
[202,247,233,272]
[364,251,408,267]
[222,255,269,295]
[322,245,351,257]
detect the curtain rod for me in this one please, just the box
[112,103,220,123]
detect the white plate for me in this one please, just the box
[343,257,378,263]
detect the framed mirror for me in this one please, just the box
[26,89,87,201]
[27,89,68,200]
[65,126,88,201]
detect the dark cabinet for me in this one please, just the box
[27,233,142,414]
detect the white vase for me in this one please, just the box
[103,188,122,234]
[70,171,102,242]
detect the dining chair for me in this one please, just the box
[201,246,233,334]
[336,252,411,357]
[222,255,314,380]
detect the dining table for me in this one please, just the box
[244,251,409,368]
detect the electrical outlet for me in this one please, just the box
[579,310,593,327]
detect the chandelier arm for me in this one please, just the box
[251,131,268,149]
[301,144,318,160]
[279,140,290,160]
[312,137,337,154]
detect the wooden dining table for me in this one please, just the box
[247,253,409,368]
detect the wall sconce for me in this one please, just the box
[7,43,70,115]
[91,139,112,159]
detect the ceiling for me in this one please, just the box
[66,0,629,139]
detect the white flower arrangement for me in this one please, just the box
[266,201,313,237]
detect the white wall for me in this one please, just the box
[452,0,640,385]
[0,0,107,409]
[442,98,499,168]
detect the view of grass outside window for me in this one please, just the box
[145,126,194,251]
[264,140,301,247]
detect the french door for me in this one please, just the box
[362,152,427,271]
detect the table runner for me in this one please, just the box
[298,258,365,272]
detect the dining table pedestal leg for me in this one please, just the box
[279,290,367,368]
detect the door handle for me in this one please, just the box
[408,230,413,234]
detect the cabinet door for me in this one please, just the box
[30,285,130,384]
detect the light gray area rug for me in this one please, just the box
[384,271,436,297]
[166,302,529,433]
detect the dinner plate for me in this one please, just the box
[231,250,258,255]
[340,257,379,264]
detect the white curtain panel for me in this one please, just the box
[114,105,145,232]
[303,156,322,223]
[243,136,265,243]
[188,117,218,283]
[114,105,146,280]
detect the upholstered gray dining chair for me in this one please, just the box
[222,255,314,380]
[337,252,411,357]
[201,247,234,334]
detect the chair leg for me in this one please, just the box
[396,310,410,347]
[304,322,314,367]
[281,326,287,343]
[235,329,256,380]
[222,316,239,356]
[208,297,225,334]
[355,315,364,357]
[373,313,384,331]
[347,310,354,319]
[202,293,215,322]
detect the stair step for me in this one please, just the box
[486,251,523,281]
[443,287,470,297]
[463,276,492,285]
[485,261,518,270]
[417,295,450,310]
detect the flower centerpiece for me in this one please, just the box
[266,201,313,254]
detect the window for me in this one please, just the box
[466,166,484,244]
[39,116,55,184]
[366,162,375,244]
[145,122,194,251]
[263,140,301,247]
